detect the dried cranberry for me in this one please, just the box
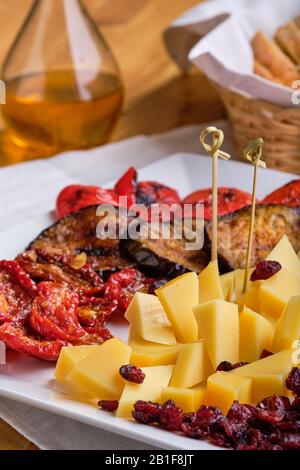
[216,361,248,372]
[291,396,300,412]
[255,395,290,424]
[286,367,300,396]
[227,401,256,423]
[221,402,256,444]
[277,412,300,433]
[119,364,145,384]
[250,260,281,281]
[158,400,183,432]
[282,433,300,450]
[98,400,119,412]
[148,279,168,295]
[236,427,263,450]
[181,413,203,439]
[132,400,161,424]
[216,361,233,372]
[260,349,274,359]
[205,431,232,448]
[196,406,223,428]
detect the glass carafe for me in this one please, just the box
[1,0,124,162]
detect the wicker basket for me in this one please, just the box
[215,85,300,175]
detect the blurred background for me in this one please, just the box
[0,0,223,166]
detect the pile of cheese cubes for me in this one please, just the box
[55,235,300,417]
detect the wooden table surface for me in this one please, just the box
[0,0,223,450]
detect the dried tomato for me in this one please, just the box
[182,187,253,220]
[76,301,114,344]
[0,323,66,361]
[114,167,137,206]
[31,250,104,295]
[0,260,37,297]
[75,326,112,345]
[262,179,300,207]
[29,282,85,342]
[56,185,120,219]
[136,182,180,206]
[104,268,154,311]
[250,260,282,281]
[0,261,36,325]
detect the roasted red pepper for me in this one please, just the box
[29,282,85,342]
[56,185,120,219]
[137,181,181,206]
[114,167,137,206]
[0,322,67,361]
[262,179,300,207]
[182,187,253,220]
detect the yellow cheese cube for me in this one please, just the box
[234,269,246,302]
[272,296,300,352]
[207,372,252,414]
[239,307,273,362]
[244,281,262,312]
[192,384,209,410]
[232,348,300,376]
[193,299,239,368]
[198,260,224,303]
[161,387,196,412]
[258,268,300,319]
[156,272,198,343]
[117,365,173,418]
[128,327,180,366]
[125,292,176,345]
[55,345,98,383]
[232,348,300,403]
[169,341,213,388]
[234,268,256,308]
[220,272,235,302]
[66,338,131,400]
[267,234,300,280]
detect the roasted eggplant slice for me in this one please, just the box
[206,204,300,270]
[122,220,209,277]
[17,206,135,286]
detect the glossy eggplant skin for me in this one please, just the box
[17,205,134,286]
[206,204,300,271]
[121,220,209,278]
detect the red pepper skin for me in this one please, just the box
[0,322,67,361]
[56,185,120,219]
[182,187,253,220]
[29,282,85,342]
[114,167,137,206]
[137,181,181,206]
[262,180,300,207]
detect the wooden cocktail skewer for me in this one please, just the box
[242,137,266,294]
[200,127,231,262]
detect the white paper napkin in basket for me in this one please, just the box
[0,122,234,450]
[164,0,300,107]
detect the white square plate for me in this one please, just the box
[0,152,296,450]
